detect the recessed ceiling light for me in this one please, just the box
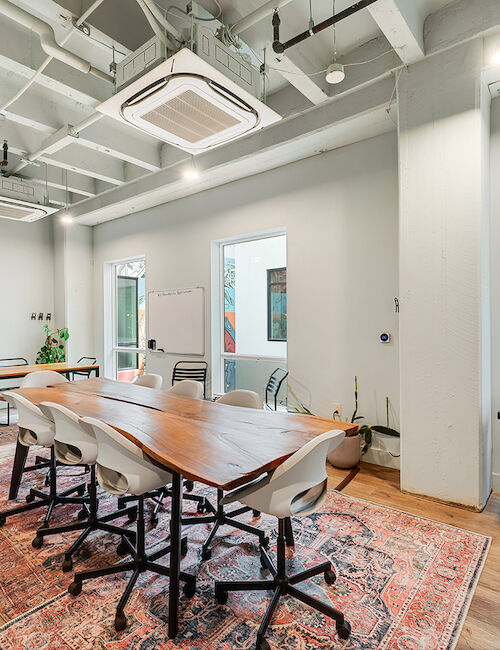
[325,62,345,84]
[182,167,200,181]
[60,214,74,224]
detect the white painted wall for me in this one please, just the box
[489,96,500,492]
[93,132,400,466]
[0,216,54,396]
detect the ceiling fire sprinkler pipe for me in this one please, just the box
[0,0,114,83]
[230,0,295,36]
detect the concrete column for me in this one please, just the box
[398,39,491,509]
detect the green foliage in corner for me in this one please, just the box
[36,325,69,364]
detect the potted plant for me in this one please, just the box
[36,325,69,364]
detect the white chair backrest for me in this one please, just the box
[80,416,171,496]
[167,379,203,400]
[217,389,263,409]
[7,392,54,446]
[21,370,69,388]
[40,401,98,465]
[132,373,163,389]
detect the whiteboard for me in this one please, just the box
[148,287,204,355]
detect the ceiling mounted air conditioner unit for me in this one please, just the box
[98,44,281,155]
[0,178,58,222]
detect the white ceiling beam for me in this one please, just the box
[39,145,126,186]
[368,0,424,64]
[270,54,328,105]
[60,77,396,224]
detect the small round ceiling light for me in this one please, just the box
[326,62,345,84]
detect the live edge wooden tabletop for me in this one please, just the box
[0,362,99,381]
[12,381,357,491]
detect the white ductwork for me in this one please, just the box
[0,0,113,83]
[140,0,184,43]
[230,0,296,35]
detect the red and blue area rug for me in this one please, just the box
[0,424,490,649]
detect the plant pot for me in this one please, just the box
[328,433,361,469]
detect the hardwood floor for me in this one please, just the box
[328,462,500,650]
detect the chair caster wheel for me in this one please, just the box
[114,612,127,632]
[31,535,43,549]
[26,492,35,503]
[62,557,73,572]
[181,537,188,557]
[256,638,271,650]
[150,515,158,528]
[127,507,137,523]
[215,587,228,605]
[183,579,196,598]
[252,509,260,517]
[336,621,351,640]
[116,540,129,557]
[77,508,88,520]
[324,569,337,585]
[68,581,82,597]
[77,485,86,496]
[197,500,208,514]
[0,514,6,527]
[185,480,194,492]
[260,536,269,548]
[201,546,212,561]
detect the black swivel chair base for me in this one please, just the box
[183,488,270,560]
[68,495,196,632]
[33,465,138,571]
[214,518,351,650]
[0,447,87,530]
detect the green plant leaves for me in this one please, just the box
[371,425,400,437]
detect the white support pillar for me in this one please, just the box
[398,40,491,509]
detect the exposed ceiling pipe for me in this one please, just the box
[230,0,295,36]
[140,0,184,44]
[135,0,176,49]
[0,0,110,113]
[0,0,113,83]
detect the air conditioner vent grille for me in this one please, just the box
[141,89,240,144]
[0,200,42,220]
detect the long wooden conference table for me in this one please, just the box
[11,377,357,639]
[0,361,100,381]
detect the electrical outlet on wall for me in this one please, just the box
[333,403,342,419]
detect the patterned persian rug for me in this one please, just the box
[0,424,490,649]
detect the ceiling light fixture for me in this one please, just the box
[492,42,500,64]
[326,0,345,85]
[60,214,74,224]
[182,168,200,181]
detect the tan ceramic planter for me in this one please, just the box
[328,433,361,469]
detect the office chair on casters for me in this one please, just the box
[265,368,288,411]
[68,416,195,632]
[214,429,351,650]
[172,361,208,398]
[0,392,88,530]
[0,357,28,425]
[132,373,163,389]
[33,402,137,570]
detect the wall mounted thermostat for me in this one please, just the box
[379,332,391,344]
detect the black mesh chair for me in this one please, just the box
[265,367,288,411]
[0,358,28,425]
[71,357,97,380]
[172,361,208,399]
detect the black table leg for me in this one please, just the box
[95,367,100,378]
[168,471,183,639]
[9,437,29,500]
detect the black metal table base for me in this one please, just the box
[33,465,138,570]
[214,518,351,650]
[69,491,195,634]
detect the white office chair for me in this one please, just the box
[217,389,264,409]
[189,390,269,561]
[33,402,137,570]
[21,370,69,388]
[68,416,195,632]
[0,392,87,530]
[167,379,204,399]
[214,429,351,650]
[131,373,163,389]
